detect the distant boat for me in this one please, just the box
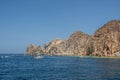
[31,52,44,59]
[5,56,9,58]
[34,56,43,59]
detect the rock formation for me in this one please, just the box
[26,20,120,57]
[44,38,67,55]
[27,31,92,56]
[91,20,120,57]
[26,44,43,56]
[65,31,92,56]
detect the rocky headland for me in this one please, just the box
[26,20,120,57]
[92,20,120,57]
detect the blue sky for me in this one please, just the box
[0,0,120,53]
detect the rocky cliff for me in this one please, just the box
[44,38,67,55]
[26,20,120,57]
[26,44,43,56]
[43,31,92,56]
[92,20,120,57]
[65,31,92,56]
[26,31,92,56]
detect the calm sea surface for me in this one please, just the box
[0,54,120,80]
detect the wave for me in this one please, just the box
[0,56,9,59]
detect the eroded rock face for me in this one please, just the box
[26,44,43,56]
[44,38,66,55]
[65,31,92,56]
[43,31,92,56]
[92,20,120,57]
[26,20,120,57]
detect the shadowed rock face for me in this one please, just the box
[26,20,120,57]
[92,20,120,56]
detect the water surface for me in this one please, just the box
[0,54,120,80]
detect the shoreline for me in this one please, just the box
[37,54,120,59]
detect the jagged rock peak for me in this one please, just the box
[69,31,90,38]
[94,20,120,37]
[26,44,43,56]
[44,38,64,49]
[43,38,65,54]
[66,31,92,56]
[49,38,64,45]
[92,20,120,57]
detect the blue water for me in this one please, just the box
[0,54,120,80]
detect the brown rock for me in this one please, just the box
[44,38,67,55]
[66,31,92,56]
[26,20,120,57]
[44,31,92,56]
[26,44,43,56]
[92,20,120,57]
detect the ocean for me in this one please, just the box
[0,54,120,80]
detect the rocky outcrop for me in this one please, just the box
[26,20,120,57]
[65,31,92,56]
[92,20,120,57]
[43,31,92,56]
[44,38,67,55]
[26,44,43,56]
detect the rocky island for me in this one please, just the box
[26,20,120,57]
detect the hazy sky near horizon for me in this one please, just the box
[0,0,120,53]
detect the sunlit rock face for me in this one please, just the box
[44,31,92,56]
[26,20,120,57]
[92,20,120,57]
[26,44,43,56]
[65,31,92,56]
[44,38,67,55]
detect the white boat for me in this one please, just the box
[5,56,9,58]
[34,56,43,59]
